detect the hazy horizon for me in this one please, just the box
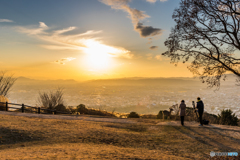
[8,75,240,117]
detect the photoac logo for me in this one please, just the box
[210,151,238,157]
[210,151,215,157]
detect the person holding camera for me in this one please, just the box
[196,97,204,126]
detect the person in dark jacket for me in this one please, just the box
[196,97,204,126]
[179,100,186,126]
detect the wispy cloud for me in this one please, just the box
[149,46,158,50]
[99,0,162,37]
[146,0,157,3]
[16,22,132,59]
[146,0,168,3]
[0,19,13,23]
[155,55,162,61]
[83,39,133,59]
[54,57,76,65]
[146,53,153,60]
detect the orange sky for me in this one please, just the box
[0,0,195,81]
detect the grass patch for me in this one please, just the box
[0,114,239,159]
[104,124,147,132]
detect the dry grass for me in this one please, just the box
[0,114,240,159]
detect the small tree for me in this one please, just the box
[163,0,240,88]
[0,72,17,96]
[217,109,239,126]
[38,88,64,110]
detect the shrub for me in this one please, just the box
[55,104,67,112]
[76,104,88,114]
[38,88,64,110]
[127,112,140,118]
[217,109,239,126]
[87,108,115,117]
[67,106,76,114]
[157,110,163,119]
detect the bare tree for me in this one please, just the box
[0,72,17,96]
[162,0,240,88]
[38,88,64,110]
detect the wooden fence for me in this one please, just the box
[0,102,72,115]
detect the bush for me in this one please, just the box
[217,109,239,126]
[157,110,163,119]
[38,88,64,110]
[67,106,76,114]
[87,108,115,117]
[127,112,140,118]
[55,104,67,112]
[76,104,88,114]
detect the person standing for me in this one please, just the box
[196,97,204,126]
[179,100,186,126]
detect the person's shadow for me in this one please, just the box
[171,125,240,152]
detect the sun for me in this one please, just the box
[82,39,119,70]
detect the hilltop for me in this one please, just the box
[0,112,239,159]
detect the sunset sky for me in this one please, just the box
[0,0,193,81]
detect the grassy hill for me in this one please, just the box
[0,114,239,159]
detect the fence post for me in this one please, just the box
[6,102,8,111]
[38,107,40,114]
[54,110,57,115]
[22,104,24,113]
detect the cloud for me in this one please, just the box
[16,22,132,59]
[135,23,162,37]
[99,0,162,37]
[0,19,13,23]
[149,46,158,50]
[39,22,48,28]
[83,39,133,59]
[54,57,76,65]
[17,22,49,35]
[146,0,167,2]
[146,0,157,3]
[155,55,162,61]
[146,53,153,60]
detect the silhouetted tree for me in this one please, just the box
[163,0,240,88]
[0,72,17,96]
[38,88,64,110]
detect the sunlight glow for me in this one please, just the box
[82,39,127,70]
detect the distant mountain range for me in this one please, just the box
[16,77,78,85]
[15,74,238,86]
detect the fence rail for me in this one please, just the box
[0,102,72,115]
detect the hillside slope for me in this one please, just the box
[0,112,239,159]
